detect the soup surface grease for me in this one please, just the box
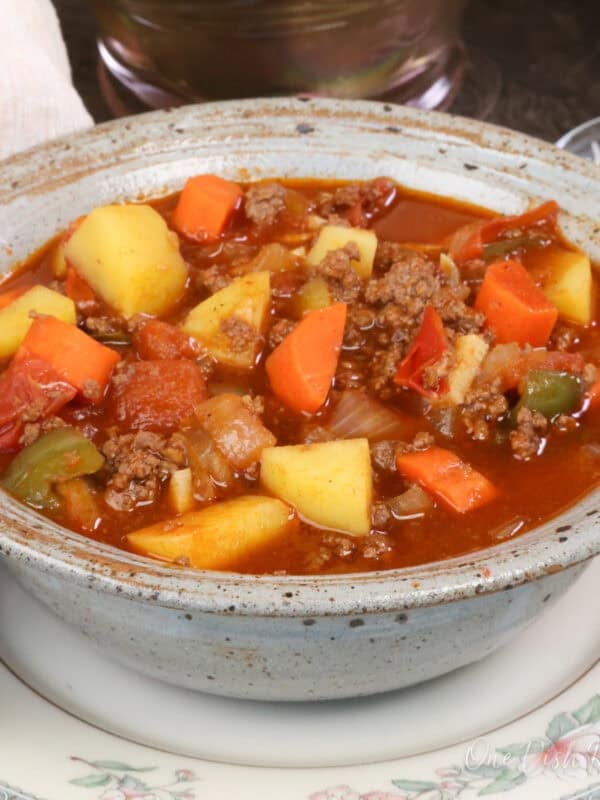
[1,176,599,574]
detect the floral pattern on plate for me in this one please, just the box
[68,760,198,800]
[0,787,47,800]
[309,695,600,799]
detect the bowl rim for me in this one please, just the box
[0,96,599,617]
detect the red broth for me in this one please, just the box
[0,177,598,575]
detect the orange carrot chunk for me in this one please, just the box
[15,316,120,402]
[396,446,497,514]
[475,259,558,347]
[171,174,243,241]
[265,303,347,414]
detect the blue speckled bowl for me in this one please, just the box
[0,98,599,701]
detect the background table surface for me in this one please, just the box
[53,0,599,142]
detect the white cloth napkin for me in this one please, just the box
[0,0,92,160]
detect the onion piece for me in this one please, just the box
[248,242,296,272]
[327,390,419,442]
[427,405,458,439]
[388,485,433,520]
[480,343,522,384]
[184,428,232,497]
[439,252,460,285]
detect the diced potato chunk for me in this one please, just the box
[64,204,187,318]
[51,239,67,278]
[260,438,372,536]
[443,334,489,406]
[195,393,276,469]
[530,245,593,325]
[168,468,194,514]
[291,277,332,318]
[0,285,76,358]
[182,272,271,368]
[306,225,377,279]
[127,495,296,570]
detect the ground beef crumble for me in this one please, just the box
[461,380,509,440]
[510,407,548,460]
[370,440,401,472]
[364,253,437,378]
[81,379,102,403]
[101,430,187,511]
[83,315,127,338]
[551,324,579,351]
[314,242,363,303]
[420,348,455,394]
[19,416,67,447]
[220,316,260,353]
[245,183,287,227]
[395,431,435,455]
[196,264,231,294]
[553,414,579,433]
[335,355,370,391]
[374,240,414,271]
[366,251,484,339]
[343,304,375,349]
[303,532,357,572]
[365,343,404,397]
[267,318,295,350]
[241,394,265,416]
[362,249,486,396]
[316,178,394,223]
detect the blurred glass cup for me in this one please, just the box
[556,118,600,164]
[90,0,468,112]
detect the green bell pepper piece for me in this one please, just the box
[483,235,544,261]
[518,369,582,420]
[2,427,104,509]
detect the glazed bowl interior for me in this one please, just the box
[1,97,599,616]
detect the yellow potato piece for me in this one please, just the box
[530,245,593,325]
[291,277,332,318]
[260,438,372,536]
[64,204,187,318]
[444,334,489,406]
[306,225,377,279]
[182,272,271,368]
[127,495,296,570]
[0,285,76,358]
[51,239,67,278]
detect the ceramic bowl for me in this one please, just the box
[0,99,599,702]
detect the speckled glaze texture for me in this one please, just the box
[0,99,599,701]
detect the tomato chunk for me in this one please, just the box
[0,358,76,452]
[111,360,207,430]
[394,305,449,398]
[133,319,200,361]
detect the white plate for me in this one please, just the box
[1,561,599,799]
